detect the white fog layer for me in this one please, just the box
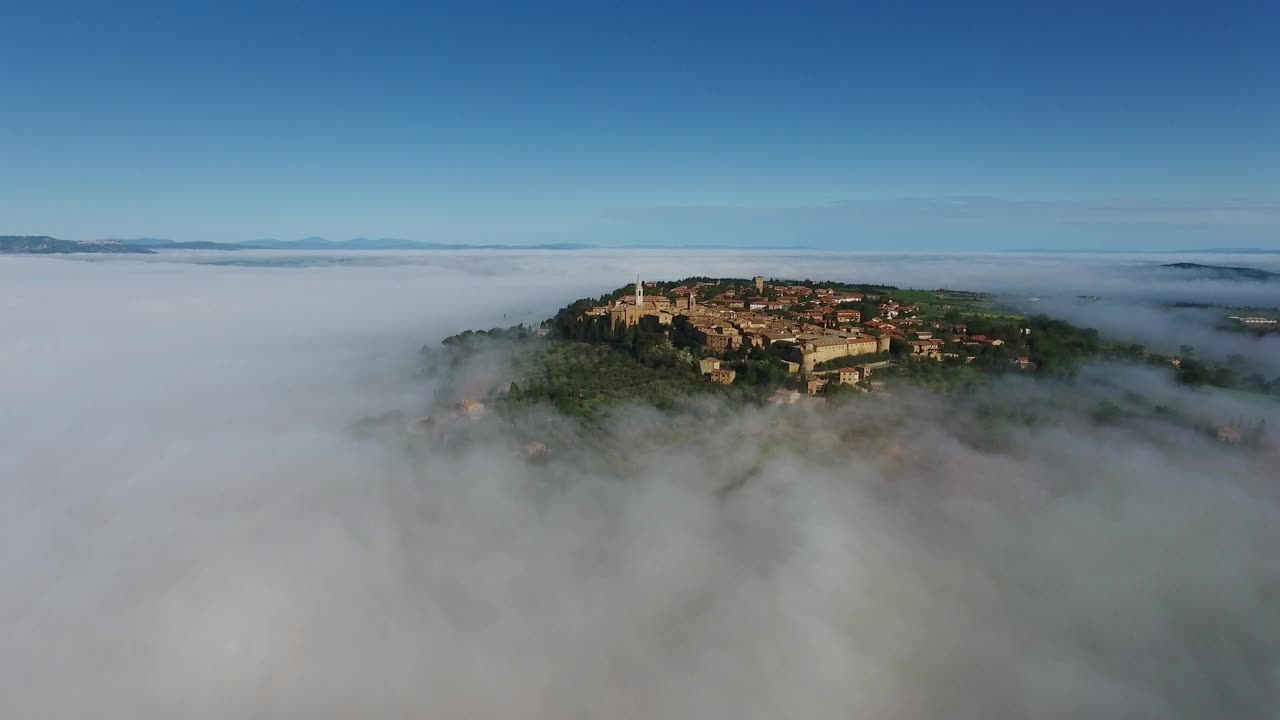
[2,251,1278,719]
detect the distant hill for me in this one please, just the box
[0,236,154,254]
[247,237,447,250]
[244,237,596,250]
[1160,262,1280,281]
[3,233,808,253]
[113,238,260,250]
[617,243,814,250]
[1187,248,1280,255]
[104,237,171,245]
[1003,247,1280,255]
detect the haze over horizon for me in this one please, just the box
[5,4,1280,717]
[3,1,1277,249]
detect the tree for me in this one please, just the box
[1176,358,1211,386]
[823,380,857,397]
[889,337,911,358]
[1210,367,1239,389]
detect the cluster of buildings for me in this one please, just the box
[586,277,897,383]
[587,280,701,330]
[1230,315,1279,326]
[584,276,1043,386]
[798,364,880,396]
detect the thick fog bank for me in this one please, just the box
[2,253,1278,719]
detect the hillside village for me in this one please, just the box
[403,275,1276,456]
[571,275,1031,398]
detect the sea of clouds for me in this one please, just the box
[1,250,1277,718]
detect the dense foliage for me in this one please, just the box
[505,342,711,420]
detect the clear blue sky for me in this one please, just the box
[2,1,1276,249]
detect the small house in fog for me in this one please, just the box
[455,399,486,418]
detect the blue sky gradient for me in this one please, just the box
[2,1,1276,248]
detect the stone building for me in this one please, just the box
[609,278,675,330]
[455,399,486,418]
[709,368,737,385]
[692,324,743,352]
[909,338,943,360]
[786,333,890,372]
[837,365,874,385]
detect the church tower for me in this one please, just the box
[635,277,643,308]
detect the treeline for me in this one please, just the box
[1109,343,1280,396]
[874,314,1107,391]
[506,343,708,421]
[938,314,1102,376]
[876,359,990,394]
[723,346,798,390]
[1174,358,1279,394]
[440,325,534,347]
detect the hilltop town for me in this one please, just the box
[430,274,1277,417]
[367,273,1280,461]
[555,274,1033,399]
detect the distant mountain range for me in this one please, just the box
[0,234,596,253]
[5,234,681,254]
[8,234,1273,256]
[1002,247,1280,255]
[1160,262,1280,281]
[243,236,596,250]
[0,236,155,254]
[111,238,262,250]
[243,238,817,251]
